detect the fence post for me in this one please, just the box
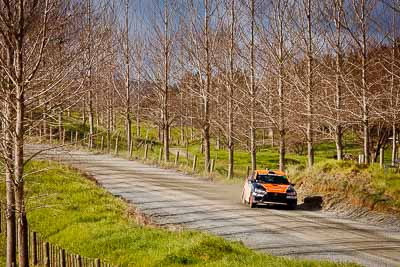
[75,131,78,148]
[62,129,66,145]
[246,166,250,177]
[77,255,82,267]
[380,148,384,168]
[49,127,53,144]
[70,131,73,144]
[32,232,38,265]
[114,134,119,155]
[44,242,50,267]
[159,147,163,162]
[60,249,66,267]
[175,151,180,166]
[130,139,134,158]
[95,259,101,267]
[192,155,197,172]
[210,159,215,173]
[144,144,148,160]
[101,136,104,152]
[186,141,189,162]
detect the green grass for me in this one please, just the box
[0,161,358,266]
[0,234,5,264]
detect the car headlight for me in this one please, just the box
[286,185,297,196]
[253,184,266,194]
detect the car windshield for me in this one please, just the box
[256,174,289,185]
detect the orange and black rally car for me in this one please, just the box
[241,169,297,209]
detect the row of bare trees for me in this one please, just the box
[84,0,399,174]
[0,0,399,265]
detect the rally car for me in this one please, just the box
[241,169,297,209]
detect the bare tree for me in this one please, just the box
[227,0,236,178]
[124,0,132,153]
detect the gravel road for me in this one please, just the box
[27,145,400,267]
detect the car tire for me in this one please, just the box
[249,193,256,208]
[287,200,297,210]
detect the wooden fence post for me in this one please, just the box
[62,129,66,145]
[75,131,78,148]
[114,134,119,155]
[101,136,104,152]
[175,151,180,166]
[60,249,66,267]
[186,141,189,162]
[44,242,50,267]
[192,155,197,172]
[159,147,163,162]
[49,127,53,144]
[70,131,73,143]
[32,232,38,265]
[95,259,101,267]
[210,159,215,173]
[77,255,82,267]
[130,139,134,158]
[246,166,250,177]
[380,148,384,168]
[144,144,148,160]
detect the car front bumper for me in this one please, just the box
[253,192,296,205]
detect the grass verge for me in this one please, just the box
[289,160,400,215]
[1,161,358,266]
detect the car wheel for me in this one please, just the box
[287,201,297,210]
[249,193,256,208]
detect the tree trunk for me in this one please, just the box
[361,0,369,164]
[87,0,94,149]
[203,0,211,171]
[334,1,344,161]
[392,123,396,164]
[4,56,16,266]
[227,0,234,178]
[390,5,397,165]
[125,0,132,154]
[250,0,256,172]
[276,1,286,171]
[278,46,285,171]
[15,6,28,263]
[306,0,314,168]
[136,87,141,137]
[163,0,170,162]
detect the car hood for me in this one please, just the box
[259,183,289,193]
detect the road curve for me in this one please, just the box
[27,145,400,267]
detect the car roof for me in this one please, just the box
[255,169,287,176]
